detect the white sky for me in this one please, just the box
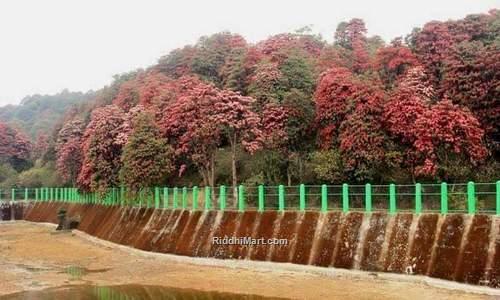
[0,0,498,106]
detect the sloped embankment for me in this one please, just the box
[4,202,499,288]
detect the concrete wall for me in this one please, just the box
[2,202,499,288]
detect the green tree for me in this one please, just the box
[120,113,174,193]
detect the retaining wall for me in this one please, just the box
[1,202,499,288]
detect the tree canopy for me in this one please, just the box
[1,10,499,190]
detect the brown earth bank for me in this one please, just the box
[0,222,498,300]
[13,202,500,288]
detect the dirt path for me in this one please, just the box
[0,222,497,299]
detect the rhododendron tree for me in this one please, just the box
[0,121,31,170]
[385,67,488,179]
[161,81,222,188]
[314,67,359,146]
[374,39,419,88]
[414,21,454,88]
[77,105,126,192]
[314,66,395,181]
[112,79,139,112]
[247,61,283,107]
[32,133,49,160]
[336,83,396,181]
[442,41,500,149]
[412,100,488,177]
[334,18,370,73]
[255,33,323,65]
[210,89,262,200]
[55,119,85,184]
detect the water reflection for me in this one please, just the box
[1,285,286,300]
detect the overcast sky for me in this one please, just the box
[0,0,498,106]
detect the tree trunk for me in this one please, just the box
[298,154,304,182]
[200,168,209,187]
[287,166,292,186]
[210,153,216,201]
[231,132,238,207]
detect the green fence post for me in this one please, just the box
[238,185,245,212]
[193,186,198,210]
[441,182,448,214]
[389,183,396,214]
[496,181,500,216]
[321,184,328,212]
[258,185,264,212]
[342,183,349,213]
[415,183,422,214]
[182,187,187,209]
[204,186,211,210]
[120,186,124,206]
[154,187,160,209]
[24,188,28,201]
[365,183,372,213]
[299,184,306,211]
[35,188,39,201]
[163,187,168,209]
[467,181,475,214]
[50,188,54,201]
[278,185,285,212]
[11,188,15,202]
[219,185,226,210]
[173,187,178,209]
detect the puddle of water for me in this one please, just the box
[0,284,286,299]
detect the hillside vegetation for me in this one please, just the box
[1,10,499,191]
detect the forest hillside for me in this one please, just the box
[0,10,498,192]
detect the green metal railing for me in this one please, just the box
[1,181,499,215]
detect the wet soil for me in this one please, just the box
[0,222,496,300]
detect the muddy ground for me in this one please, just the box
[0,222,498,299]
